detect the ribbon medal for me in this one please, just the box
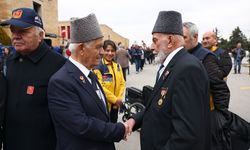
[158,87,168,106]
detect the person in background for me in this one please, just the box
[132,44,142,73]
[1,47,12,76]
[116,44,131,81]
[0,8,66,150]
[185,22,250,150]
[183,22,230,150]
[47,14,129,150]
[140,47,145,70]
[202,31,232,79]
[126,11,211,150]
[94,40,126,123]
[232,42,246,74]
[53,46,63,55]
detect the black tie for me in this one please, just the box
[156,64,164,83]
[88,71,98,90]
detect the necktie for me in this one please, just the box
[156,64,164,83]
[88,71,98,90]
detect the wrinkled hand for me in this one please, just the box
[125,118,135,136]
[122,122,129,141]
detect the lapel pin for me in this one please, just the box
[80,75,86,83]
[162,70,170,80]
[26,86,35,95]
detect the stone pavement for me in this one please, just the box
[115,58,250,150]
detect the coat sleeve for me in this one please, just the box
[218,51,232,78]
[163,64,210,150]
[203,54,230,111]
[47,77,125,142]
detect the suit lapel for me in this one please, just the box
[65,61,109,117]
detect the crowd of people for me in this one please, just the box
[0,7,249,150]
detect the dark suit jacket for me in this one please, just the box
[48,60,125,150]
[0,72,6,149]
[5,42,66,150]
[133,49,211,150]
[0,72,5,125]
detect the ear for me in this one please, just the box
[38,31,44,42]
[194,33,198,41]
[167,35,173,48]
[79,43,85,56]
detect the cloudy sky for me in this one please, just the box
[58,0,250,46]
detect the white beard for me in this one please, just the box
[155,49,168,64]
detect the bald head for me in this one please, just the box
[202,31,217,49]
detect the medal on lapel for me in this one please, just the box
[158,98,163,106]
[162,70,170,80]
[158,87,168,106]
[79,75,86,83]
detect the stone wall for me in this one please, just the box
[0,0,60,46]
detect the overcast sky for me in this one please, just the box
[58,0,250,47]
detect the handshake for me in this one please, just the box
[122,118,136,141]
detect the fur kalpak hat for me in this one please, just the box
[152,11,183,36]
[70,14,103,43]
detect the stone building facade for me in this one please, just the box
[0,0,60,45]
[0,0,129,48]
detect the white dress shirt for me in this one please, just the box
[69,57,107,109]
[158,46,183,78]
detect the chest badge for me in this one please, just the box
[158,98,163,106]
[157,87,168,106]
[80,75,86,83]
[26,86,35,95]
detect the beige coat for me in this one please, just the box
[115,48,131,68]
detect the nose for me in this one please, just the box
[150,43,155,49]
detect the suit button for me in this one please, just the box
[19,58,23,62]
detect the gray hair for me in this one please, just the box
[176,34,185,46]
[68,43,80,53]
[35,26,45,38]
[69,40,95,54]
[183,22,198,37]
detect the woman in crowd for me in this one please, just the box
[94,40,125,123]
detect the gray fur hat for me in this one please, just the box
[152,11,183,36]
[70,13,103,43]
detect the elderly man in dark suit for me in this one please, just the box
[48,14,128,150]
[126,11,211,150]
[0,8,66,150]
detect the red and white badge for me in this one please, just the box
[26,86,35,95]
